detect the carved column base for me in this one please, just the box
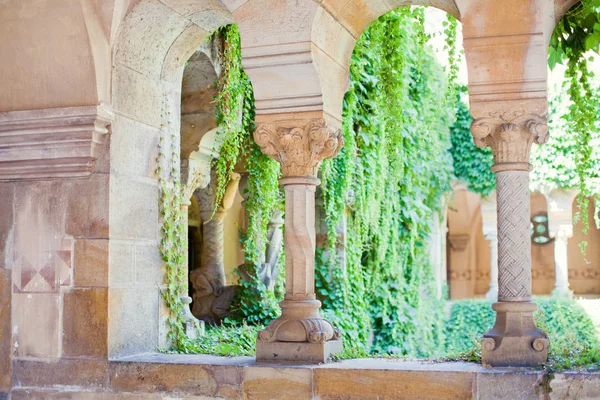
[256,300,342,363]
[482,302,548,367]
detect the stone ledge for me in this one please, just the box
[10,355,600,400]
[0,104,112,180]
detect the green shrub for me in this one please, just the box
[184,322,261,357]
[445,297,600,370]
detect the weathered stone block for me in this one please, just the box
[12,389,223,399]
[113,0,190,79]
[550,372,600,400]
[111,65,163,129]
[0,270,11,392]
[162,23,211,85]
[74,239,109,287]
[314,367,474,400]
[109,176,159,241]
[110,115,160,179]
[256,339,342,363]
[0,183,14,268]
[13,359,107,389]
[108,286,158,357]
[63,288,108,358]
[108,240,135,287]
[65,174,110,238]
[475,372,542,400]
[243,366,313,400]
[108,362,219,397]
[11,391,177,400]
[12,293,60,358]
[134,243,162,285]
[482,302,548,368]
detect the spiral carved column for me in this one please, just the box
[253,118,344,362]
[471,102,549,367]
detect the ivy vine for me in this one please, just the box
[157,101,196,351]
[548,0,600,253]
[209,25,285,325]
[449,92,496,196]
[317,8,455,356]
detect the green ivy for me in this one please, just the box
[159,26,284,351]
[317,8,455,357]
[157,99,198,352]
[209,25,285,326]
[449,94,496,196]
[548,0,600,253]
[445,298,600,371]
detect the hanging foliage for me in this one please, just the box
[317,8,455,357]
[157,99,197,352]
[449,94,496,196]
[548,0,600,253]
[210,25,285,325]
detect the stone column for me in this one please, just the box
[481,195,498,301]
[471,102,549,367]
[547,189,578,297]
[253,118,344,362]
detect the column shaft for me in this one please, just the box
[553,227,572,296]
[496,171,532,302]
[283,178,317,301]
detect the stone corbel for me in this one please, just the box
[448,234,470,252]
[0,104,113,180]
[254,119,344,177]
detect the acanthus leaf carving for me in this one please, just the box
[254,119,344,177]
[471,110,548,166]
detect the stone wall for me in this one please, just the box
[569,199,600,295]
[7,355,600,400]
[447,189,600,299]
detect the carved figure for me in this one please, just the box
[190,172,241,323]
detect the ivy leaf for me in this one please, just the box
[585,31,600,52]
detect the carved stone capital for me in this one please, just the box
[471,109,548,168]
[254,119,343,177]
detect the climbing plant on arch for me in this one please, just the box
[316,8,456,356]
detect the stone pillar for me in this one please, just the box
[547,189,578,297]
[471,102,549,367]
[253,118,344,362]
[481,195,498,301]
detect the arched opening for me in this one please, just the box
[568,197,600,295]
[108,0,238,356]
[311,4,470,356]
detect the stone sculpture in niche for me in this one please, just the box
[190,172,241,324]
[237,173,285,291]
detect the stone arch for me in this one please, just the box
[530,191,556,295]
[569,196,600,295]
[108,0,240,357]
[554,0,581,24]
[447,183,485,299]
[310,0,462,123]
